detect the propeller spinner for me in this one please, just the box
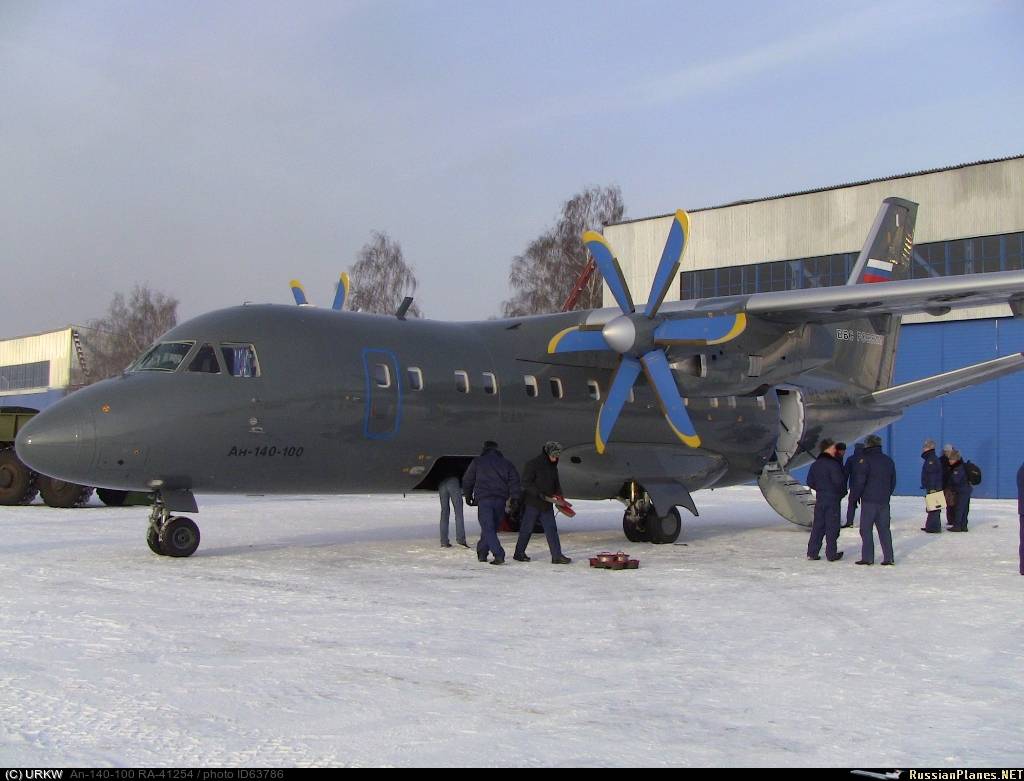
[548,210,746,454]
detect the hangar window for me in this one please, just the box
[454,370,469,393]
[482,372,498,395]
[221,343,260,377]
[976,237,1002,274]
[524,375,538,398]
[587,380,601,401]
[373,363,392,388]
[132,342,195,373]
[188,344,221,374]
[407,367,424,391]
[550,378,564,399]
[1006,234,1023,272]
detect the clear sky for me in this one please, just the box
[2,0,1022,336]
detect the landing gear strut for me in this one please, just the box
[621,482,683,545]
[146,495,201,557]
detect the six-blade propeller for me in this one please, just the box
[548,210,746,454]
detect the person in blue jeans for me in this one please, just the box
[438,474,466,548]
[462,441,520,565]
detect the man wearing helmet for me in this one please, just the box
[513,441,572,564]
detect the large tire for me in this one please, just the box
[39,477,94,508]
[0,449,37,505]
[623,513,650,542]
[97,489,129,507]
[648,507,682,545]
[160,516,201,558]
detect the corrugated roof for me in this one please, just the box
[607,153,1024,227]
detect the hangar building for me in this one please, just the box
[603,155,1024,498]
[0,327,95,411]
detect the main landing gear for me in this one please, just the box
[622,485,682,545]
[146,495,201,557]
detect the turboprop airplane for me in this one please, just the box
[15,198,1024,557]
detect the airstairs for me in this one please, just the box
[758,461,815,528]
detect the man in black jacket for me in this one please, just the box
[806,438,846,562]
[463,441,521,565]
[920,439,944,533]
[513,441,572,564]
[849,434,898,565]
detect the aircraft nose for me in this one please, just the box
[15,400,97,484]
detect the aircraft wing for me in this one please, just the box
[736,270,1024,324]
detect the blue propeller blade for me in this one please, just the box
[331,272,350,311]
[595,356,642,454]
[653,313,747,345]
[583,231,635,315]
[640,349,701,448]
[644,210,689,318]
[548,326,611,354]
[290,279,310,306]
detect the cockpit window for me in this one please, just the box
[221,343,260,377]
[131,341,195,372]
[188,344,222,374]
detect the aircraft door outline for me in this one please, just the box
[362,348,402,440]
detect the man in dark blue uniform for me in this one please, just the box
[849,434,898,565]
[920,439,944,533]
[514,441,572,564]
[843,442,865,528]
[462,440,521,565]
[806,438,846,561]
[947,449,972,532]
[1017,461,1024,576]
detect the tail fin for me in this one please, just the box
[847,197,917,285]
[833,198,919,392]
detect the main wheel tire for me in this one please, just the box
[648,507,682,545]
[0,449,37,505]
[39,477,94,508]
[623,514,650,542]
[160,516,201,558]
[147,526,166,555]
[97,489,129,507]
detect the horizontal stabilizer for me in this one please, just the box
[868,353,1024,408]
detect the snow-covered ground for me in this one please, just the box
[1,487,1021,767]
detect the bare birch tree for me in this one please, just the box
[502,185,625,316]
[84,285,179,381]
[348,231,423,317]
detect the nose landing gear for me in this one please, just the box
[146,494,201,557]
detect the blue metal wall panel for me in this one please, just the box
[886,318,1024,499]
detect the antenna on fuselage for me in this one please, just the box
[395,297,414,321]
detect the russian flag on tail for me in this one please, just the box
[862,258,894,284]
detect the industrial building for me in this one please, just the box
[0,327,95,411]
[604,155,1024,498]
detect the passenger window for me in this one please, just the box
[220,343,260,377]
[187,344,221,374]
[524,375,538,398]
[550,378,564,399]
[587,380,601,400]
[455,370,469,393]
[408,367,424,391]
[132,341,195,372]
[373,363,391,388]
[482,372,497,395]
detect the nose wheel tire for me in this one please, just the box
[147,526,167,556]
[647,507,682,544]
[156,516,201,558]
